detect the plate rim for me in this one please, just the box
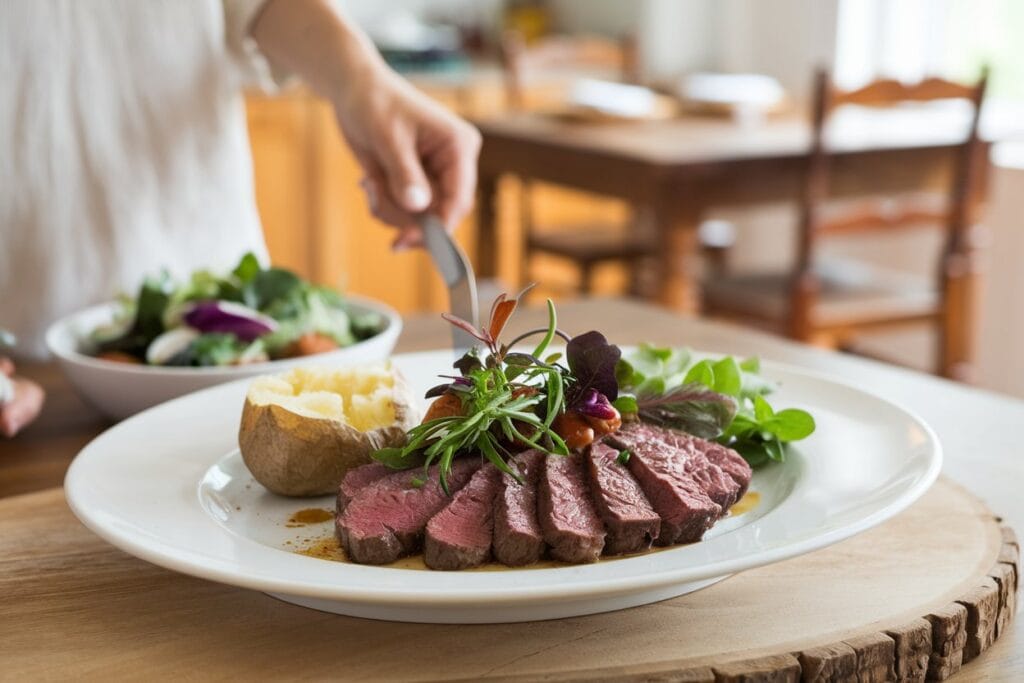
[64,351,942,606]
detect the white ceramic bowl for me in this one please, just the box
[46,296,402,420]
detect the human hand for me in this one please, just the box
[334,68,482,250]
[250,0,481,249]
[0,358,45,438]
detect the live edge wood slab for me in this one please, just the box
[0,477,1015,681]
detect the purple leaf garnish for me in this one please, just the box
[574,389,618,420]
[566,331,621,407]
[636,383,738,440]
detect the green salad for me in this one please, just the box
[90,252,384,367]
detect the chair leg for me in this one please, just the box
[628,256,649,298]
[579,261,596,295]
[520,250,532,289]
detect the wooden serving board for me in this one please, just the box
[0,477,1017,681]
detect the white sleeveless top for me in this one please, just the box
[0,0,279,358]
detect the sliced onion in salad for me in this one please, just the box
[146,327,200,365]
[183,301,278,342]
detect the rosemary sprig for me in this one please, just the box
[373,293,571,492]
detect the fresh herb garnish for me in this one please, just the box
[373,289,575,492]
[616,449,631,465]
[616,345,815,466]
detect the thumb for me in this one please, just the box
[378,132,432,213]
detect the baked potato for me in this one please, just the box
[239,363,419,496]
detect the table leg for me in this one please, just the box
[653,187,703,313]
[474,173,499,279]
[939,248,980,382]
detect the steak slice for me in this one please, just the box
[336,458,480,565]
[638,424,751,504]
[538,453,606,563]
[493,449,546,567]
[585,442,660,555]
[336,463,392,513]
[424,464,501,570]
[609,424,721,544]
[700,441,753,499]
[652,428,746,511]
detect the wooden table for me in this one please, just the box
[473,110,990,372]
[1,299,1020,678]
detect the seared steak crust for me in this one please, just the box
[609,424,721,544]
[585,442,661,554]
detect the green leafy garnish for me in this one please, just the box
[373,288,573,492]
[616,346,815,467]
[616,449,631,465]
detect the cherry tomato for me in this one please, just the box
[552,411,596,450]
[422,392,464,423]
[96,350,142,364]
[285,333,339,357]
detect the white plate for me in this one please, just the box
[65,350,941,623]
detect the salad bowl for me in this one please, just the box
[45,295,401,420]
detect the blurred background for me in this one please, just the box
[248,0,1024,396]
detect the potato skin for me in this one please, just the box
[238,375,418,497]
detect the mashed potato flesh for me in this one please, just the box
[247,364,397,431]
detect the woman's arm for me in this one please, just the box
[250,0,481,248]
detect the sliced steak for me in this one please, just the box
[700,441,753,499]
[424,464,501,570]
[609,424,721,544]
[585,442,660,555]
[336,463,392,513]
[538,453,606,563]
[652,428,747,510]
[336,458,480,565]
[493,449,546,567]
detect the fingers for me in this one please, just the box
[0,378,45,438]
[359,175,424,250]
[377,127,433,214]
[0,357,13,377]
[431,123,482,231]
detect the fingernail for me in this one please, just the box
[403,185,430,211]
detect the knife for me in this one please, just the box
[420,215,479,354]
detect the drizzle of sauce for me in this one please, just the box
[295,536,568,571]
[729,491,761,516]
[285,508,334,527]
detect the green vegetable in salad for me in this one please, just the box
[92,252,383,366]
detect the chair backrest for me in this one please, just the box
[794,69,988,284]
[499,31,640,112]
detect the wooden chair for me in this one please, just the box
[702,69,989,380]
[500,31,656,295]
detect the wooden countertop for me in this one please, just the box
[1,299,1019,678]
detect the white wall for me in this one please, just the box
[976,160,1024,398]
[712,0,839,100]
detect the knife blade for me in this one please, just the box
[420,215,479,354]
